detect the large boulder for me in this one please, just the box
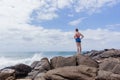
[100,49,120,58]
[16,79,32,80]
[96,70,120,80]
[26,57,50,79]
[0,69,15,80]
[76,54,98,68]
[85,50,103,58]
[26,70,40,79]
[10,64,32,78]
[30,61,39,69]
[44,65,98,80]
[87,49,120,60]
[50,56,76,69]
[34,58,50,71]
[34,73,46,80]
[99,57,120,74]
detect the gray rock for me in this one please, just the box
[31,61,39,69]
[11,64,32,78]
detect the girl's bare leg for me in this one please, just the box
[79,43,82,54]
[76,42,80,54]
[77,42,82,54]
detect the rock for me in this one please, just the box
[31,61,39,69]
[89,49,120,60]
[26,70,40,79]
[34,58,50,71]
[96,70,113,80]
[85,50,103,58]
[96,70,120,80]
[6,76,15,80]
[10,64,32,78]
[76,54,98,68]
[50,56,76,69]
[1,49,120,80]
[84,49,120,61]
[0,69,15,80]
[34,73,46,80]
[16,79,32,80]
[112,64,120,74]
[99,58,120,74]
[100,49,117,58]
[26,58,50,79]
[44,65,97,80]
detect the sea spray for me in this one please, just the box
[0,53,43,69]
[0,51,75,69]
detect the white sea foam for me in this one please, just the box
[0,51,75,69]
[0,53,43,69]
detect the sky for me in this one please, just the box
[0,0,120,52]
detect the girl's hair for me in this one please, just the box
[75,28,79,32]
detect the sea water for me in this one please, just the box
[0,51,76,69]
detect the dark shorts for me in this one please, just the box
[75,38,81,43]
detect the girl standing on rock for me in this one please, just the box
[74,28,84,54]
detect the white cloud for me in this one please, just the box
[57,0,73,9]
[68,14,74,17]
[30,0,120,21]
[68,17,87,26]
[0,0,76,52]
[0,0,40,24]
[73,0,120,14]
[0,23,75,52]
[82,28,120,50]
[105,24,120,31]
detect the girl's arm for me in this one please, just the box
[74,33,77,39]
[80,33,84,39]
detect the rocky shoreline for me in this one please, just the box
[0,48,120,80]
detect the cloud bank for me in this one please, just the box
[0,0,120,52]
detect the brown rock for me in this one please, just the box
[34,73,46,80]
[0,69,15,80]
[31,61,39,69]
[44,65,97,80]
[96,70,120,80]
[26,58,50,79]
[50,56,76,69]
[85,49,120,60]
[96,70,112,80]
[112,64,120,74]
[76,54,98,68]
[34,58,50,71]
[6,76,15,80]
[99,58,120,72]
[16,79,32,80]
[26,70,40,79]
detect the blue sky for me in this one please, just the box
[0,0,120,52]
[30,0,120,31]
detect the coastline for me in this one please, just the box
[0,48,120,80]
[0,51,76,69]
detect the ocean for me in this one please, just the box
[0,51,76,69]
